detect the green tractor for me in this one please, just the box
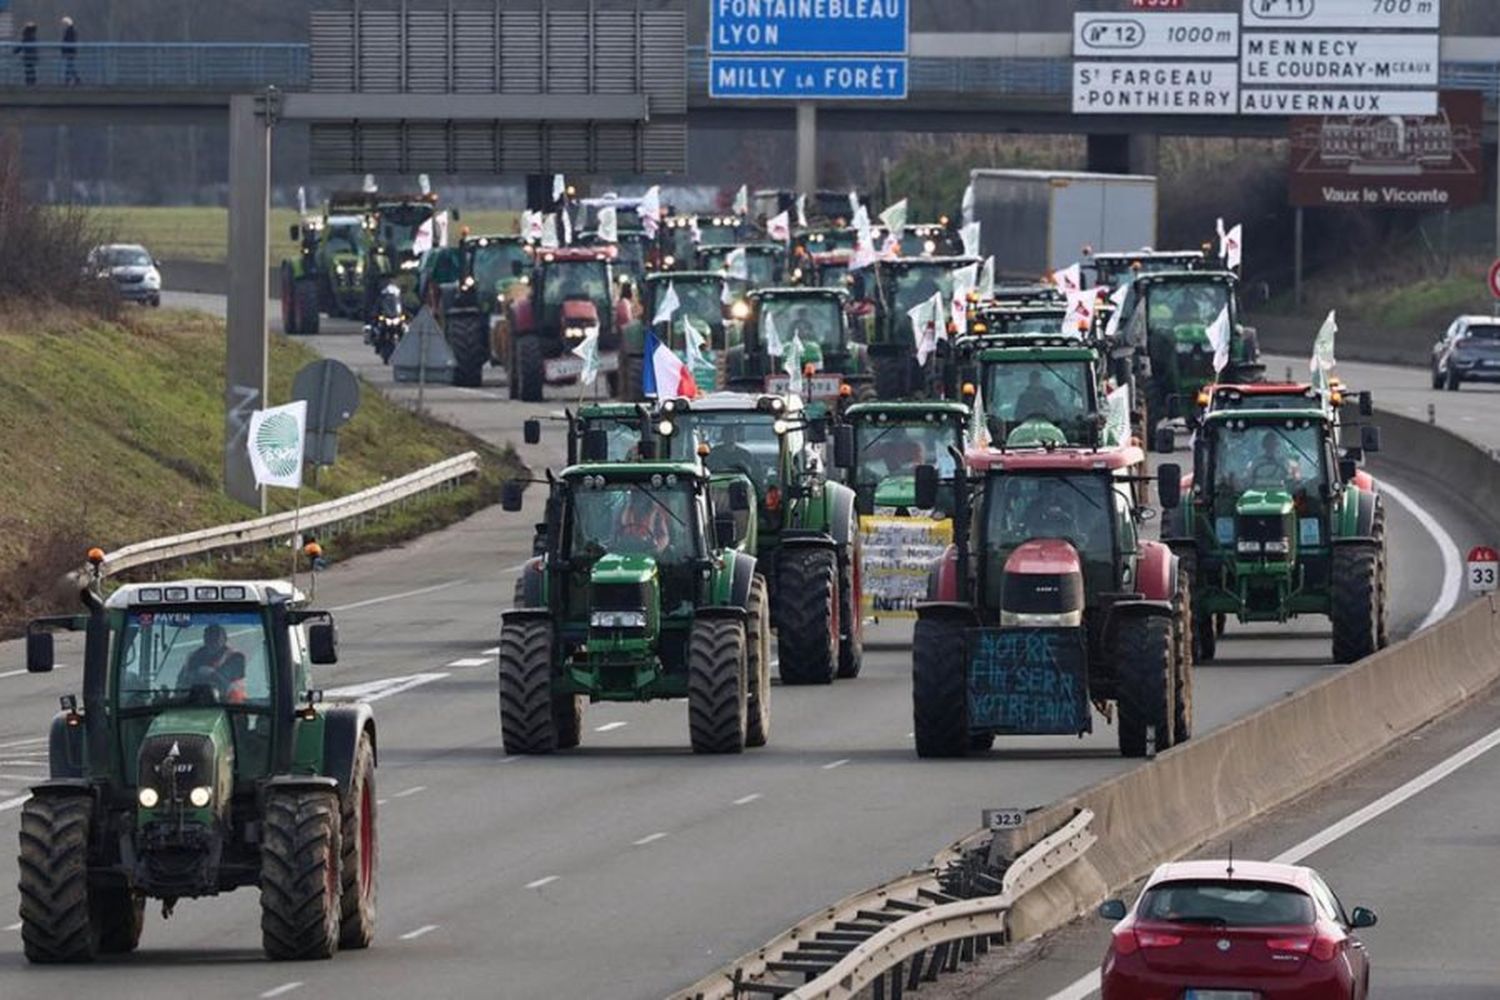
[280,197,374,336]
[622,271,739,397]
[697,242,789,292]
[362,189,450,319]
[909,443,1193,758]
[656,393,865,683]
[723,288,875,404]
[1083,248,1217,290]
[500,462,771,754]
[957,336,1112,449]
[658,215,744,271]
[417,234,531,388]
[1118,270,1263,449]
[1161,393,1387,664]
[19,577,377,961]
[868,255,981,398]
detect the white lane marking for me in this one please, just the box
[732,793,762,806]
[483,647,501,655]
[594,721,628,733]
[393,786,426,799]
[1045,722,1500,1000]
[1380,480,1462,631]
[499,756,520,764]
[0,795,29,814]
[454,387,505,400]
[822,759,851,770]
[326,672,449,704]
[260,983,304,999]
[446,657,491,668]
[376,799,388,806]
[525,875,559,889]
[633,832,669,846]
[4,921,20,931]
[329,579,468,613]
[0,737,47,749]
[400,924,440,941]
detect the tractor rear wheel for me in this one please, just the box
[260,788,342,961]
[294,278,321,337]
[1331,544,1380,665]
[1172,569,1195,746]
[337,733,378,950]
[1116,616,1175,758]
[1180,553,1216,663]
[836,538,864,680]
[912,616,969,758]
[498,619,559,754]
[776,547,839,685]
[447,313,488,388]
[745,574,772,748]
[515,334,545,402]
[18,794,97,963]
[620,353,644,402]
[553,692,584,751]
[687,617,748,754]
[280,264,299,335]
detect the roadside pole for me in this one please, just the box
[225,92,271,512]
[796,102,817,194]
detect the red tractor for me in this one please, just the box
[910,443,1193,758]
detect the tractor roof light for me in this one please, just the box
[657,419,676,437]
[962,382,977,399]
[138,787,160,809]
[731,301,751,320]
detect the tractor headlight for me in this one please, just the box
[1236,540,1262,556]
[663,255,676,267]
[1263,539,1291,555]
[138,787,160,808]
[188,786,212,808]
[335,263,346,275]
[590,611,648,629]
[657,419,675,437]
[461,275,476,291]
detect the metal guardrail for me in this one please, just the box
[673,810,1094,1000]
[0,42,309,90]
[98,451,480,579]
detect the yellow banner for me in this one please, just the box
[859,515,952,619]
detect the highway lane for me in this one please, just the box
[0,302,1469,998]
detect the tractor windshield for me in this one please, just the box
[817,262,851,289]
[659,280,725,338]
[116,609,274,709]
[889,265,957,339]
[613,235,649,282]
[542,261,612,327]
[1147,280,1229,336]
[982,311,1067,336]
[570,482,700,566]
[984,359,1094,440]
[579,418,650,462]
[689,413,788,494]
[854,420,960,487]
[698,223,739,246]
[759,297,843,350]
[1211,420,1327,500]
[375,203,435,257]
[469,241,528,295]
[325,223,366,257]
[982,473,1118,603]
[743,251,781,287]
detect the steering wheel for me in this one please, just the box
[1249,456,1285,484]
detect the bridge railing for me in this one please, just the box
[0,42,309,90]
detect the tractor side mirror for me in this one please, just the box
[1358,391,1374,417]
[1153,426,1175,454]
[714,512,739,548]
[307,622,339,665]
[833,425,855,470]
[289,224,301,242]
[805,418,828,445]
[914,464,940,510]
[728,480,752,512]
[1098,899,1128,921]
[523,418,541,445]
[26,630,54,674]
[581,429,610,462]
[1157,463,1181,510]
[1360,425,1381,454]
[1339,457,1359,483]
[501,480,526,512]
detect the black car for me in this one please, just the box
[1432,315,1500,390]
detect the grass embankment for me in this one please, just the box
[1264,254,1497,333]
[95,206,521,267]
[0,306,521,634]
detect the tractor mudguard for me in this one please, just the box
[930,544,960,602]
[501,608,554,626]
[47,711,84,779]
[1352,469,1376,493]
[1338,486,1379,540]
[826,484,857,549]
[510,296,536,335]
[27,777,93,798]
[320,703,377,799]
[1104,599,1177,648]
[1135,541,1178,602]
[727,551,759,609]
[914,601,979,628]
[692,605,750,623]
[263,776,340,802]
[778,531,837,553]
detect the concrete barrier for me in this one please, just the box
[1249,311,1434,368]
[1006,406,1500,939]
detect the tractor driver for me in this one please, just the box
[616,489,674,558]
[1014,369,1062,422]
[787,304,821,345]
[181,624,248,703]
[1247,431,1300,489]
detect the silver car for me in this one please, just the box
[87,243,162,306]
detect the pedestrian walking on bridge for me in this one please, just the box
[14,21,38,86]
[60,16,80,86]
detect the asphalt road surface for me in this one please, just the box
[0,304,1483,999]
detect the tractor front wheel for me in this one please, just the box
[293,278,321,337]
[18,794,98,963]
[553,692,584,751]
[687,617,748,754]
[94,886,145,954]
[776,547,839,685]
[338,733,378,950]
[498,619,560,754]
[912,616,969,758]
[447,312,488,388]
[515,335,545,402]
[1116,616,1175,758]
[745,574,772,748]
[260,788,342,960]
[1331,544,1380,664]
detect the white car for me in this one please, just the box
[87,243,162,306]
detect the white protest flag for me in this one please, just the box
[247,400,308,490]
[1310,309,1338,381]
[434,210,450,248]
[764,310,785,358]
[1104,383,1132,446]
[725,246,749,281]
[961,182,975,226]
[560,206,573,246]
[767,210,792,242]
[960,221,982,259]
[1103,282,1130,342]
[1052,262,1082,295]
[1207,305,1233,374]
[552,173,567,203]
[733,184,749,216]
[571,325,601,388]
[683,315,709,369]
[524,210,545,242]
[541,213,560,249]
[1064,290,1096,337]
[653,281,681,327]
[879,198,909,237]
[796,193,808,228]
[785,334,805,396]
[639,185,662,239]
[849,236,879,272]
[967,380,990,448]
[598,206,619,244]
[1217,217,1243,272]
[950,262,979,336]
[978,256,996,299]
[411,216,435,255]
[848,190,862,215]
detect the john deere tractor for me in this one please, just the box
[909,443,1193,758]
[500,462,770,754]
[1083,248,1216,290]
[956,336,1110,449]
[723,288,874,404]
[869,255,981,398]
[656,393,864,683]
[281,202,373,336]
[19,577,377,961]
[1161,390,1387,664]
[623,271,738,397]
[658,215,743,271]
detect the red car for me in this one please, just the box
[1099,860,1377,1000]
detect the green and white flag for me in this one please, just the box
[960,222,982,259]
[1310,310,1337,386]
[1104,383,1132,447]
[967,380,990,448]
[1206,305,1232,374]
[878,198,908,238]
[733,184,749,216]
[247,400,307,490]
[764,310,785,358]
[785,334,805,396]
[571,325,601,388]
[978,256,996,299]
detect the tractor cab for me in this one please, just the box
[839,401,968,514]
[697,241,789,292]
[659,215,744,270]
[1084,249,1216,290]
[973,340,1106,448]
[870,255,982,397]
[1199,380,1374,455]
[579,227,652,288]
[723,288,872,402]
[891,223,963,258]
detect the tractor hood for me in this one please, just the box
[136,708,235,822]
[1235,489,1294,518]
[590,552,658,587]
[562,299,601,325]
[873,474,916,509]
[1000,539,1085,627]
[1004,419,1069,449]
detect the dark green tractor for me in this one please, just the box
[837,401,970,514]
[281,205,373,336]
[1119,270,1263,449]
[723,288,874,403]
[1083,249,1216,290]
[658,215,744,271]
[501,462,771,754]
[966,339,1111,449]
[420,234,530,388]
[869,255,981,398]
[622,271,738,397]
[697,242,789,292]
[20,577,377,961]
[655,394,865,684]
[1161,402,1388,665]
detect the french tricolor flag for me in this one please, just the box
[642,329,699,400]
